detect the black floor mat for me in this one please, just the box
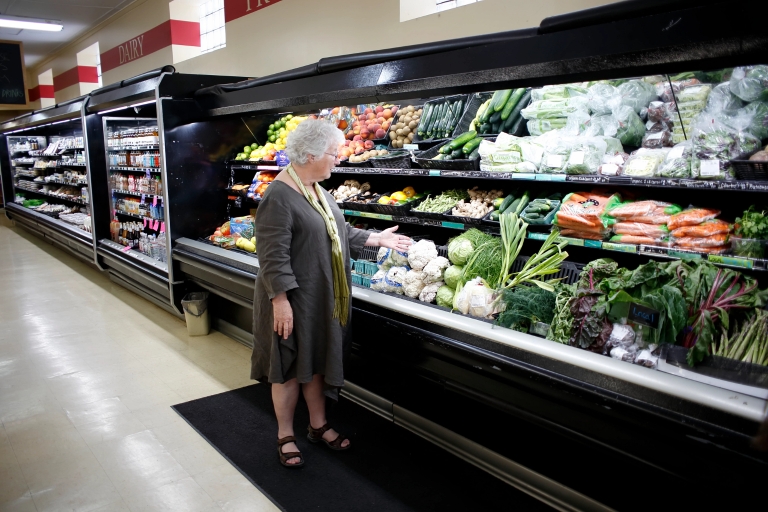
[172,384,552,512]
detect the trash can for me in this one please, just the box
[182,292,210,336]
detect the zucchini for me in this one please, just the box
[431,153,446,161]
[450,148,463,160]
[491,122,500,133]
[439,143,452,155]
[474,98,492,125]
[479,122,491,135]
[468,147,480,160]
[514,190,530,215]
[427,102,444,138]
[489,110,502,125]
[493,89,513,112]
[506,90,531,135]
[462,137,483,155]
[500,88,526,120]
[446,99,464,137]
[508,114,526,136]
[446,130,478,151]
[439,101,455,136]
[498,194,516,214]
[490,211,500,221]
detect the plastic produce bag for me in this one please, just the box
[616,80,658,114]
[634,349,658,369]
[673,233,730,248]
[539,137,571,174]
[563,108,592,135]
[554,191,621,233]
[526,119,567,136]
[565,137,607,175]
[605,323,636,355]
[377,247,409,271]
[609,234,661,245]
[729,65,768,102]
[598,152,628,175]
[521,97,589,119]
[705,82,744,113]
[586,84,617,115]
[383,266,408,294]
[601,137,624,155]
[606,200,681,224]
[669,219,731,238]
[691,112,761,180]
[452,277,497,318]
[656,78,701,103]
[613,222,669,239]
[647,101,671,123]
[677,84,712,104]
[739,101,768,140]
[667,208,721,231]
[642,130,672,149]
[623,148,671,177]
[530,84,588,102]
[656,141,692,178]
[606,105,646,147]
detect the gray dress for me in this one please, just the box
[251,180,369,399]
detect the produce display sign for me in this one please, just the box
[628,303,661,330]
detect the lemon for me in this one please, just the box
[378,195,391,204]
[391,191,408,201]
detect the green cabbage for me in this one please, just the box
[448,239,473,266]
[443,265,463,289]
[436,285,455,308]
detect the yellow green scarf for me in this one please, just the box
[287,165,349,325]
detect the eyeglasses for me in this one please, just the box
[324,152,340,160]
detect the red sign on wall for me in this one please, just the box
[224,0,284,23]
[101,20,200,73]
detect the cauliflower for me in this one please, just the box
[422,256,449,284]
[390,249,409,267]
[407,240,438,270]
[419,281,444,303]
[403,270,427,298]
[384,266,408,294]
[377,248,409,271]
[370,269,387,291]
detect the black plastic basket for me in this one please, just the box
[413,141,480,171]
[339,157,372,168]
[443,211,485,226]
[510,255,583,285]
[368,195,425,215]
[341,193,380,212]
[732,151,768,180]
[412,95,469,143]
[410,206,454,221]
[386,105,423,150]
[369,151,413,169]
[453,92,493,136]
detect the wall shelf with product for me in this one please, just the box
[162,3,768,509]
[0,100,95,266]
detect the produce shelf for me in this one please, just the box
[229,162,281,171]
[111,189,162,199]
[109,166,161,173]
[17,178,88,187]
[19,188,88,206]
[99,238,168,273]
[332,167,768,192]
[107,145,159,151]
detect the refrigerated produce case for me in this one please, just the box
[0,99,96,266]
[167,2,768,509]
[84,67,245,316]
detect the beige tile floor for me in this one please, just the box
[0,213,278,512]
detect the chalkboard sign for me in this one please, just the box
[0,41,28,106]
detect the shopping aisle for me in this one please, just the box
[0,213,277,512]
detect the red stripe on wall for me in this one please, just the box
[224,0,283,23]
[78,66,100,84]
[39,85,55,98]
[53,67,80,91]
[28,86,40,102]
[101,21,172,73]
[170,20,200,46]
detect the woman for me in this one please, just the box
[251,119,412,468]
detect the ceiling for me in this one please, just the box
[0,0,137,69]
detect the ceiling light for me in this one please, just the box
[0,15,63,32]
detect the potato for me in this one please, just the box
[396,128,404,136]
[402,127,411,135]
[407,132,415,141]
[408,121,418,130]
[389,131,396,140]
[403,116,412,125]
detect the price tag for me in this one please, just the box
[569,151,585,165]
[442,221,464,230]
[160,222,165,233]
[536,174,566,182]
[546,155,563,168]
[600,164,619,176]
[699,159,721,177]
[511,173,536,180]
[628,303,661,329]
[708,254,753,269]
[584,240,603,249]
[602,242,637,253]
[403,144,419,150]
[121,245,132,253]
[153,195,158,206]
[428,170,441,177]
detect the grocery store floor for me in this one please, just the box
[0,213,277,512]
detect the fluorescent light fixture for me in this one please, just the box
[0,15,63,32]
[51,120,70,125]
[98,100,155,115]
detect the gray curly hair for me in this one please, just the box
[285,118,344,165]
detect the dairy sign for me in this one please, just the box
[118,35,145,66]
[225,0,284,23]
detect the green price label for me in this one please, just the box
[602,242,637,253]
[442,221,464,230]
[536,174,566,182]
[428,170,441,177]
[669,250,702,260]
[708,255,753,269]
[511,173,537,180]
[584,240,603,249]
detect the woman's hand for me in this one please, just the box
[272,293,293,340]
[377,225,412,252]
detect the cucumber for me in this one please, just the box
[427,102,445,138]
[489,110,502,124]
[446,99,464,137]
[418,103,434,136]
[446,130,478,152]
[462,137,483,155]
[491,122,500,133]
[450,148,463,159]
[526,213,543,220]
[431,153,446,161]
[474,98,492,126]
[493,89,513,112]
[479,122,491,134]
[439,101,456,136]
[468,147,480,159]
[506,90,531,135]
[508,114,526,137]
[439,143,452,155]
[482,92,502,123]
[498,194,516,214]
[492,197,505,209]
[514,190,530,215]
[490,211,500,221]
[500,88,526,120]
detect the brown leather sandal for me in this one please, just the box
[307,423,350,451]
[277,436,305,468]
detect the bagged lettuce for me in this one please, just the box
[657,141,692,178]
[729,65,768,102]
[706,82,744,113]
[565,137,607,175]
[616,80,658,114]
